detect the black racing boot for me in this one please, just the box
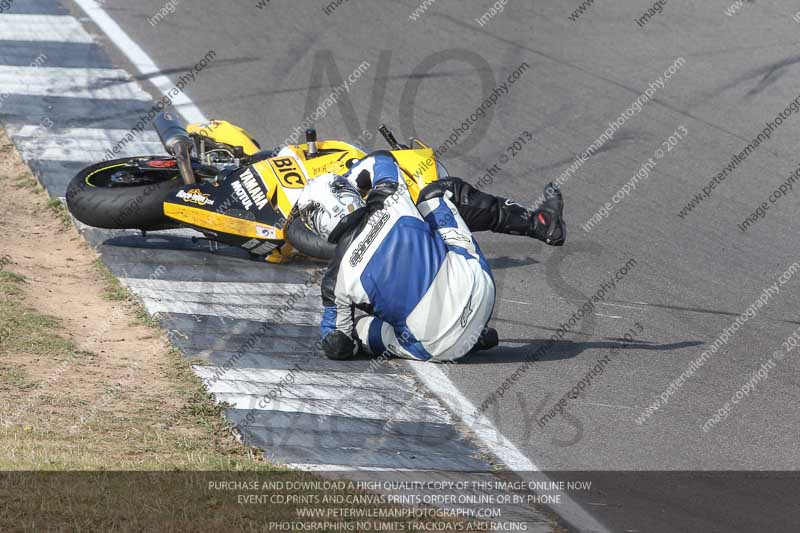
[494,182,566,246]
[471,326,499,352]
[530,182,566,246]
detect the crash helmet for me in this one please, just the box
[296,172,365,241]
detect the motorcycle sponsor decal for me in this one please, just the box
[309,152,351,176]
[231,180,254,210]
[349,211,390,267]
[239,169,270,210]
[240,238,262,250]
[164,203,271,239]
[268,157,306,189]
[177,188,215,206]
[255,224,278,239]
[438,228,472,245]
[460,294,474,328]
[250,241,279,255]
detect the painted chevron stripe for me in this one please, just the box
[1,1,69,16]
[0,14,94,43]
[194,365,420,392]
[121,278,318,297]
[121,276,322,323]
[73,0,207,124]
[138,299,322,325]
[195,366,453,423]
[0,66,152,101]
[5,125,163,162]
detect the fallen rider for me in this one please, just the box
[295,151,566,362]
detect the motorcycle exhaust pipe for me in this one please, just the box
[155,111,196,185]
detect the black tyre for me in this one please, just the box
[285,216,337,260]
[66,157,182,230]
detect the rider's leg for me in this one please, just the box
[354,316,429,361]
[356,315,498,360]
[471,325,499,352]
[417,177,566,246]
[392,192,500,359]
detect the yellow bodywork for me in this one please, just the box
[166,122,441,262]
[163,203,285,240]
[192,123,441,216]
[254,140,441,217]
[187,120,261,155]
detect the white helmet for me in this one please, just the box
[296,172,365,241]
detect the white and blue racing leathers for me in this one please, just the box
[320,152,496,362]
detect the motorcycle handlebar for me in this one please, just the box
[378,124,408,150]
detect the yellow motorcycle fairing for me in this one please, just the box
[178,121,289,242]
[187,120,261,155]
[249,140,442,219]
[189,121,441,209]
[173,122,443,262]
[163,202,284,241]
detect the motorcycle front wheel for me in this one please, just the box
[66,157,183,230]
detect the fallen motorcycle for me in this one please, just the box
[66,112,447,262]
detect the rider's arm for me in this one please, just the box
[320,261,360,360]
[346,151,421,220]
[344,151,402,192]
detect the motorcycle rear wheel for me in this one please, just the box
[66,157,183,230]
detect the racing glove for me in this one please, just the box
[322,330,362,360]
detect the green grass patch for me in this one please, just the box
[46,197,72,229]
[0,271,79,359]
[0,364,37,391]
[92,258,161,327]
[0,269,26,293]
[93,258,129,302]
[13,171,41,190]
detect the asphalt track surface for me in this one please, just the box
[43,0,800,530]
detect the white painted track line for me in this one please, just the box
[5,126,163,162]
[0,66,152,101]
[405,362,536,470]
[407,362,612,533]
[0,14,94,43]
[73,0,207,124]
